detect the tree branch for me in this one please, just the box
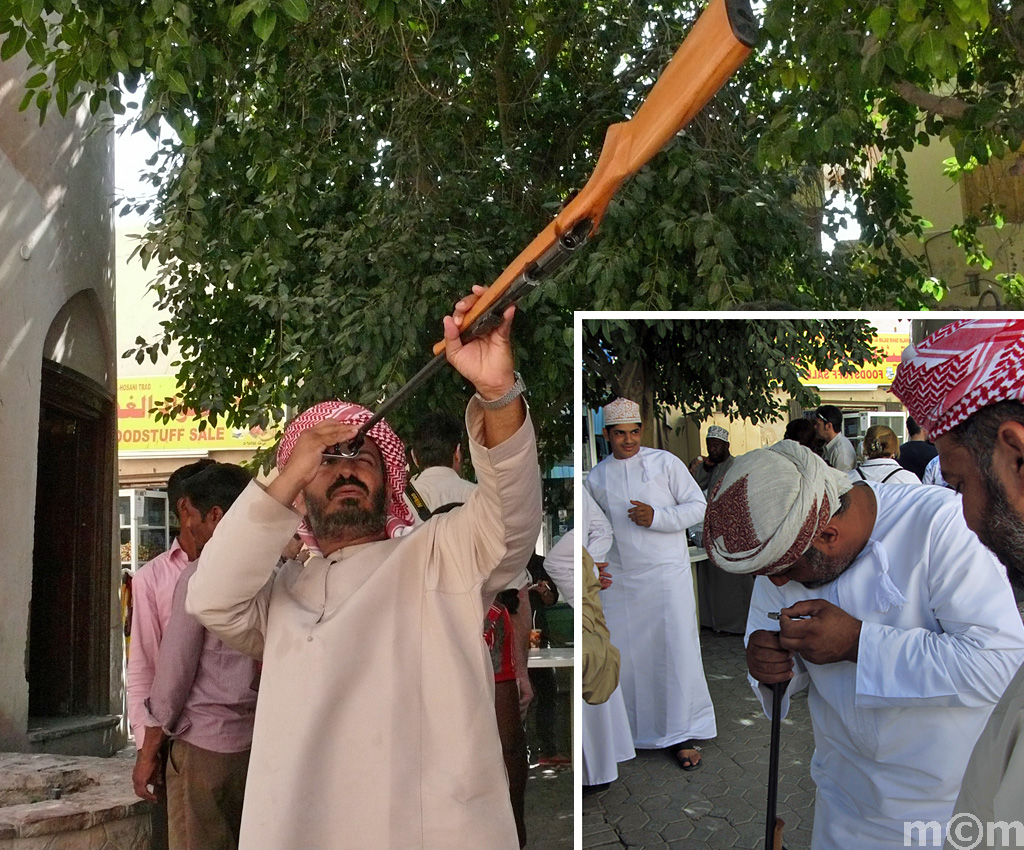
[891,80,969,120]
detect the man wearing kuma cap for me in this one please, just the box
[892,319,1024,843]
[703,438,1024,850]
[585,397,716,771]
[688,424,734,497]
[186,288,542,850]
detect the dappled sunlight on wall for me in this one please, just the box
[0,50,120,754]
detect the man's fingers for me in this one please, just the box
[751,668,795,685]
[782,598,827,618]
[748,629,786,650]
[132,778,157,802]
[748,645,793,668]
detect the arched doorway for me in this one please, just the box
[26,285,119,753]
[28,362,115,724]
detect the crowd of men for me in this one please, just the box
[125,316,1024,850]
[584,319,1024,850]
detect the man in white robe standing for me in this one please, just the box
[585,397,716,770]
[892,319,1024,847]
[703,439,1024,850]
[185,288,542,850]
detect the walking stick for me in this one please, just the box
[330,0,758,456]
[765,680,789,850]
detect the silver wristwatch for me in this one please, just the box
[475,372,526,409]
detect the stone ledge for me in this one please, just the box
[26,716,120,744]
[0,753,150,839]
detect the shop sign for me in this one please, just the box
[118,376,279,452]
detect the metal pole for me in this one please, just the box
[331,220,594,457]
[765,680,788,850]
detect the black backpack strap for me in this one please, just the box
[432,502,463,514]
[881,468,902,483]
[855,467,866,480]
[405,482,433,522]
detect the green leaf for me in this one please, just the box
[866,6,890,35]
[24,70,46,87]
[253,9,277,41]
[278,0,309,22]
[20,0,43,22]
[898,0,922,22]
[35,86,49,122]
[24,34,44,65]
[165,70,189,94]
[0,27,26,62]
[110,47,130,73]
[229,0,262,31]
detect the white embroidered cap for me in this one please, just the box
[707,425,730,443]
[603,397,642,427]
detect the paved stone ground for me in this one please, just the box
[524,665,574,850]
[582,629,817,850]
[524,762,573,850]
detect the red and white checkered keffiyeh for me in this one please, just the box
[891,320,1024,439]
[277,401,413,543]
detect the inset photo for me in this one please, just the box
[578,314,1024,849]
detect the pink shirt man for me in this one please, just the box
[126,539,191,743]
[146,562,259,752]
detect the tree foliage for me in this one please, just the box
[0,0,1020,463]
[582,318,882,425]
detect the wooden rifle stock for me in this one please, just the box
[339,0,757,455]
[432,0,757,354]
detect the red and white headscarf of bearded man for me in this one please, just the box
[703,440,852,576]
[891,319,1024,439]
[276,401,414,550]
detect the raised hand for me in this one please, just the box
[442,285,516,402]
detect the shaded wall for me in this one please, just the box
[0,51,121,752]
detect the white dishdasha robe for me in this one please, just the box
[188,402,542,850]
[747,481,1024,850]
[585,446,716,748]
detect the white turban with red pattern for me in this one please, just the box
[277,401,413,542]
[703,440,851,575]
[891,319,1024,438]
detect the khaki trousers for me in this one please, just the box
[166,739,250,850]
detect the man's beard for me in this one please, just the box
[797,545,854,590]
[976,465,1024,589]
[305,477,388,542]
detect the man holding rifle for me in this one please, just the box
[703,439,1024,850]
[892,319,1024,842]
[185,286,542,850]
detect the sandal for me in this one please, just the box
[670,744,703,771]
